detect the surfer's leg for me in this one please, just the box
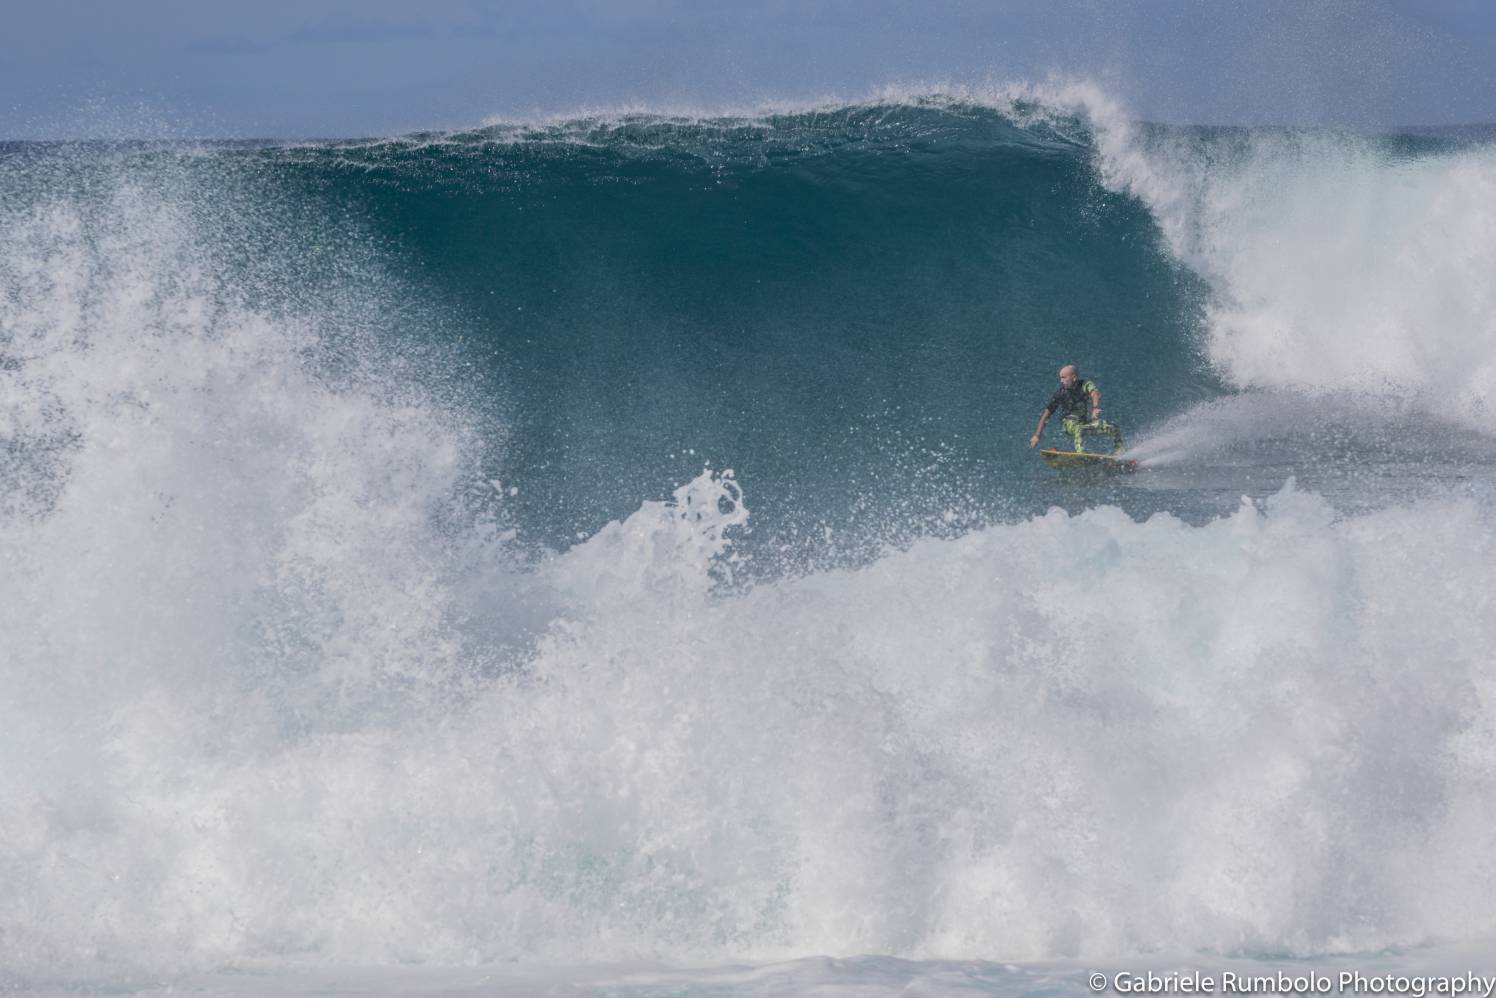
[1062,417,1085,452]
[1081,417,1123,454]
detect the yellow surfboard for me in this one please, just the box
[1040,448,1138,473]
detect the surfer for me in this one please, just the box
[1029,365,1124,454]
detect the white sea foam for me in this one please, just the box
[1035,83,1496,419]
[10,440,1496,975]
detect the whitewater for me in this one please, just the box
[4,82,1496,995]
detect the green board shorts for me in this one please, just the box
[1060,415,1124,454]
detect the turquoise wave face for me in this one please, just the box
[248,103,1219,557]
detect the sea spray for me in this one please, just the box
[10,455,1496,971]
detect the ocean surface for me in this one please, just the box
[5,82,1496,994]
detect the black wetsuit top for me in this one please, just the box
[1045,379,1098,421]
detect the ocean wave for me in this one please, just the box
[5,80,1496,979]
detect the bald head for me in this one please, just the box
[1059,365,1079,388]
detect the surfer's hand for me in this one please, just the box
[1029,434,1039,448]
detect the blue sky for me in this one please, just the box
[5,0,1494,138]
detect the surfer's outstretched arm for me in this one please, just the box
[1030,411,1050,448]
